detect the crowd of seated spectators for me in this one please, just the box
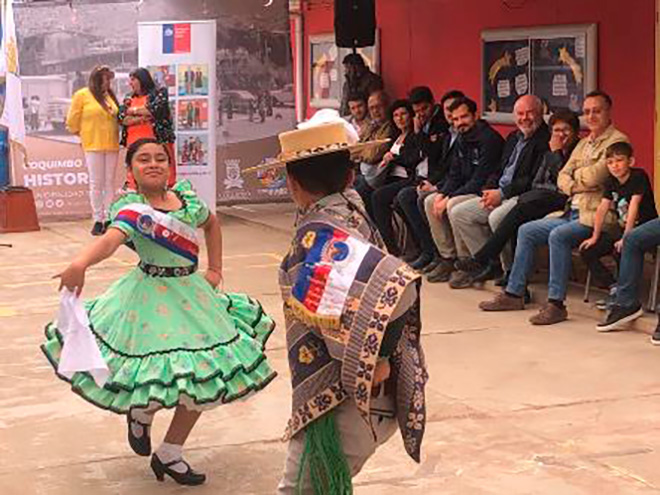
[341,54,660,343]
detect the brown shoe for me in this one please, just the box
[449,270,475,289]
[529,303,568,325]
[427,259,455,283]
[479,292,524,311]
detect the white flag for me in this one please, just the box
[0,0,25,147]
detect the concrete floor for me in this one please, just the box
[2,210,660,494]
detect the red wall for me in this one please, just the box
[301,0,656,177]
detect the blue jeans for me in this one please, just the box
[395,186,438,257]
[506,211,592,301]
[615,218,660,308]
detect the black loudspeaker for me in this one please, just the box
[334,0,376,48]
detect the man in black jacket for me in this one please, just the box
[396,89,464,268]
[448,95,549,288]
[423,97,505,282]
[408,86,450,179]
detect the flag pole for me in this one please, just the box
[0,0,39,233]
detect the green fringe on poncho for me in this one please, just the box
[297,411,353,494]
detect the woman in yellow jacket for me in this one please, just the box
[67,66,120,236]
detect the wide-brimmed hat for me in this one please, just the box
[244,111,390,173]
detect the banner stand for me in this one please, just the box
[138,20,217,209]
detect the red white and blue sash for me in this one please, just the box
[114,203,199,263]
[291,226,385,328]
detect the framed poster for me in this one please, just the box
[482,24,597,124]
[309,32,380,109]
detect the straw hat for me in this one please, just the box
[244,111,390,173]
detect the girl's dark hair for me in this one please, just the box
[286,150,353,196]
[88,65,118,112]
[129,67,156,95]
[125,138,170,168]
[549,108,580,134]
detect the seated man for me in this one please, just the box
[449,95,550,289]
[407,85,451,180]
[345,91,371,136]
[423,96,505,282]
[479,91,629,325]
[396,89,465,269]
[353,90,397,216]
[454,109,580,287]
[578,142,656,330]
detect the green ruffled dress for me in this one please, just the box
[41,181,277,413]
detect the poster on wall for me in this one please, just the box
[309,32,379,109]
[482,39,529,115]
[138,20,217,207]
[531,36,587,114]
[482,24,597,124]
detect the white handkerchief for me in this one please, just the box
[56,289,109,387]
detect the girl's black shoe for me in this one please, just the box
[126,413,151,456]
[150,454,207,486]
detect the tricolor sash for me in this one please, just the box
[114,203,200,263]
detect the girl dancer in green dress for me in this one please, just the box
[42,138,276,486]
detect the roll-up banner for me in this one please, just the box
[138,20,217,208]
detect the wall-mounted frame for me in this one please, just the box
[309,32,380,109]
[482,24,597,124]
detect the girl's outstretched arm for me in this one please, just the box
[54,228,127,295]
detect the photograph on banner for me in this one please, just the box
[178,134,209,167]
[177,99,208,130]
[177,64,209,96]
[148,65,176,96]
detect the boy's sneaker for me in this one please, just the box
[596,303,643,332]
[595,287,617,311]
